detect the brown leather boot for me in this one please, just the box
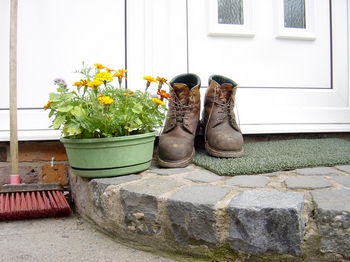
[202,75,244,158]
[156,73,201,167]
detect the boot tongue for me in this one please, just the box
[172,83,190,104]
[219,84,233,102]
[209,79,232,103]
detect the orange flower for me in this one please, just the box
[124,90,135,97]
[157,89,171,100]
[43,101,53,110]
[73,79,88,88]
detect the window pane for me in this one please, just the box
[218,0,244,25]
[284,0,306,28]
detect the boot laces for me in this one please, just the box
[170,91,191,124]
[212,87,231,122]
[204,87,240,142]
[216,98,231,122]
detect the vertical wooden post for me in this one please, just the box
[9,0,19,181]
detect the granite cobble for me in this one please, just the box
[70,164,350,261]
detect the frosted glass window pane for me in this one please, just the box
[218,0,244,25]
[284,0,306,28]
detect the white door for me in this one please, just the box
[126,0,188,95]
[187,0,350,134]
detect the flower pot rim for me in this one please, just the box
[60,130,157,143]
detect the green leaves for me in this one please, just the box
[71,106,85,117]
[49,92,61,102]
[65,123,82,135]
[132,103,142,114]
[58,105,73,112]
[53,115,65,129]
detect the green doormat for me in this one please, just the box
[192,138,350,176]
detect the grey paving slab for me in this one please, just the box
[225,175,269,188]
[335,164,350,174]
[311,189,350,258]
[259,171,282,177]
[150,168,191,176]
[295,167,339,176]
[311,189,350,213]
[91,174,141,191]
[285,176,332,189]
[120,177,182,197]
[228,190,304,256]
[186,170,222,183]
[332,176,350,187]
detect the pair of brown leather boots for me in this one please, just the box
[156,73,244,168]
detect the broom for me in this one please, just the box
[0,0,71,221]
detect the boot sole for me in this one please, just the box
[205,144,244,158]
[156,148,195,168]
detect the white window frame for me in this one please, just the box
[275,0,317,40]
[208,0,255,37]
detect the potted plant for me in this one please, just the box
[44,62,169,178]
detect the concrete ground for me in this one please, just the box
[0,213,178,262]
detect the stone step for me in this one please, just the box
[70,164,350,261]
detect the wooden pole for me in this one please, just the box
[9,0,19,181]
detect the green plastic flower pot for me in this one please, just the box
[60,131,156,178]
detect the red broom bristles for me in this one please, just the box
[0,186,71,221]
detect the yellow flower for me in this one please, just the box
[114,69,128,87]
[144,75,157,90]
[43,101,53,110]
[94,63,105,70]
[152,97,164,106]
[156,76,167,89]
[98,95,114,105]
[156,76,167,84]
[114,69,128,79]
[143,76,157,83]
[87,79,103,88]
[95,72,113,83]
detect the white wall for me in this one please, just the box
[1,0,125,140]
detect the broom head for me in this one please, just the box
[0,183,71,221]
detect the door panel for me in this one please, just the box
[188,0,350,133]
[126,0,188,95]
[195,0,331,88]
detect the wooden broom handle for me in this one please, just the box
[10,0,18,175]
